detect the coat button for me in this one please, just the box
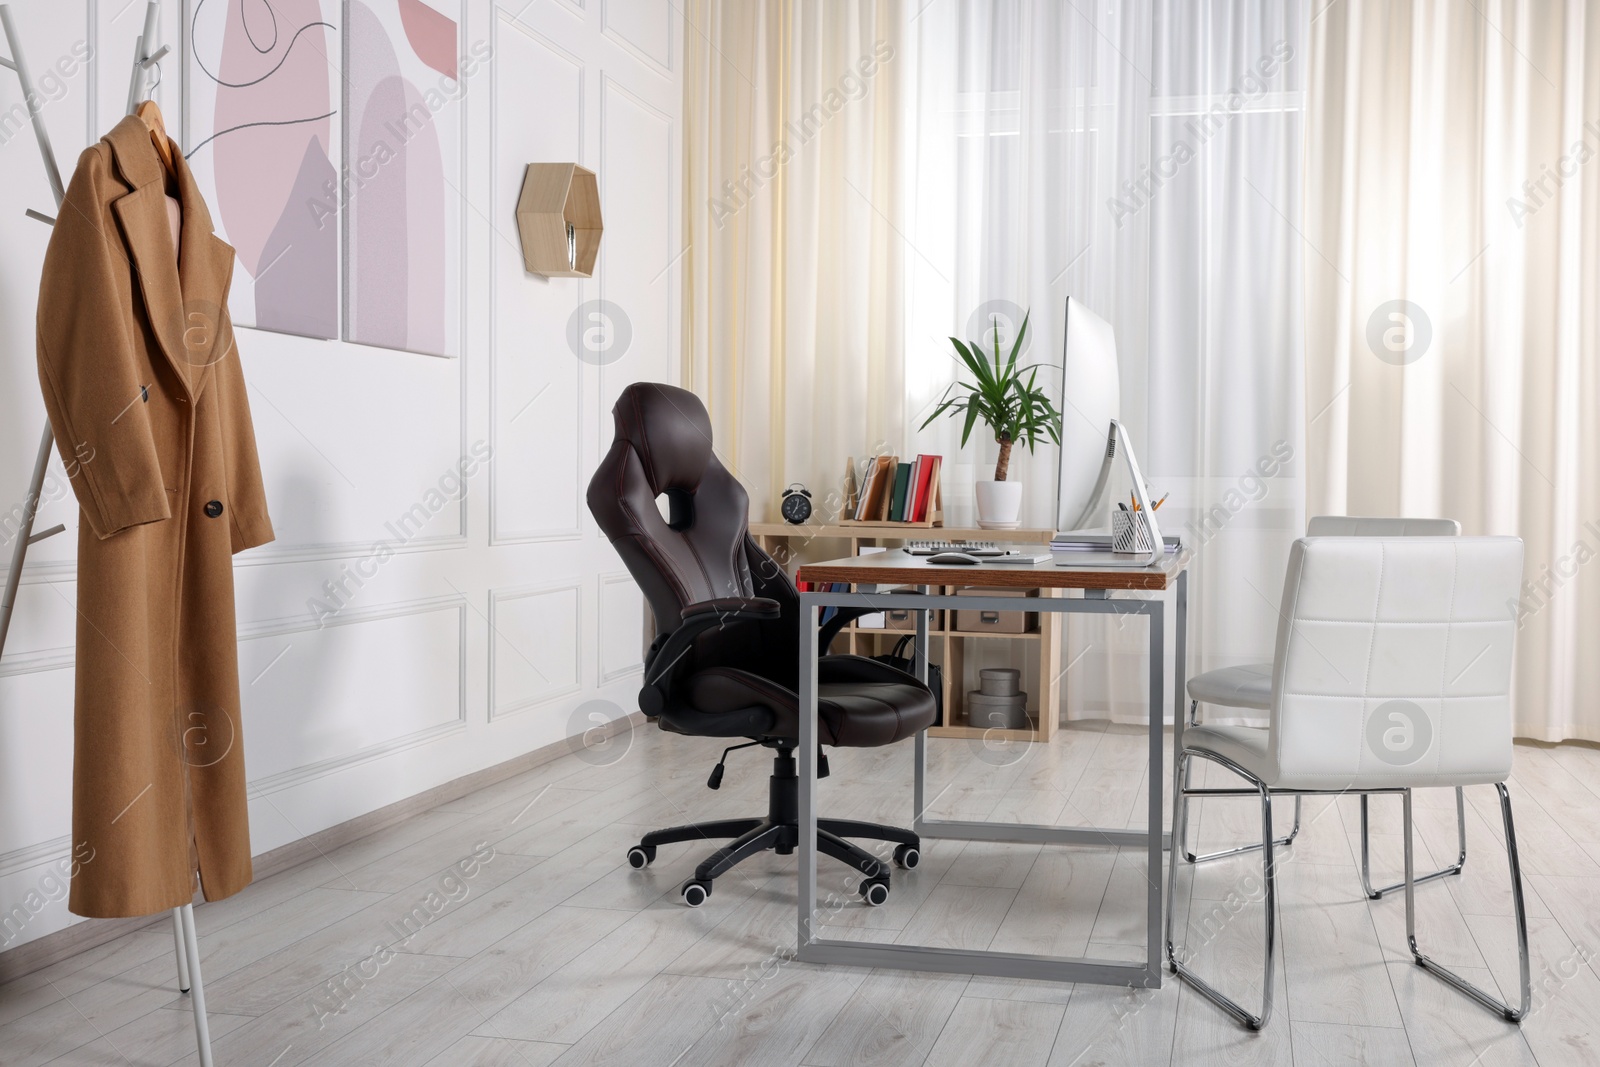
[204,500,224,518]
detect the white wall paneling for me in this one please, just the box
[488,580,583,718]
[240,597,469,789]
[0,0,681,954]
[597,571,645,684]
[596,71,675,457]
[489,9,586,544]
[602,0,672,76]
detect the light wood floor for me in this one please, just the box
[5,720,1600,1066]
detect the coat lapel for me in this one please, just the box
[105,116,237,401]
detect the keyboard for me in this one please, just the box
[904,540,1006,556]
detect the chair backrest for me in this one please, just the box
[1267,536,1523,789]
[587,382,799,683]
[587,383,760,621]
[1306,515,1461,536]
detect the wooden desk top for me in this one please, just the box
[796,551,1176,591]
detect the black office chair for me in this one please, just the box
[587,383,938,907]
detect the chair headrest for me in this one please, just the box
[612,383,714,495]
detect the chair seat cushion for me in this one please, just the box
[1182,724,1274,782]
[1187,663,1273,711]
[685,655,937,747]
[1182,722,1510,790]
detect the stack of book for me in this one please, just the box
[845,454,942,526]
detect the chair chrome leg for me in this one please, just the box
[1360,786,1467,899]
[1180,699,1300,864]
[1183,795,1300,864]
[1167,748,1276,1030]
[1403,785,1530,1022]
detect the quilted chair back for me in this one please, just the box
[1267,536,1523,790]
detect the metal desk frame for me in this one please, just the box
[796,569,1187,987]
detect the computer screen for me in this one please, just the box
[1055,297,1121,533]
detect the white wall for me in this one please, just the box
[0,0,679,952]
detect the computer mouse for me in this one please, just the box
[927,551,983,565]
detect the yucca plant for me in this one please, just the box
[920,311,1062,481]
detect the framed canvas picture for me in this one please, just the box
[343,0,463,358]
[184,0,342,341]
[186,1,463,358]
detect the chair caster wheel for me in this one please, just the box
[893,844,920,870]
[627,845,656,869]
[682,880,712,907]
[859,878,890,907]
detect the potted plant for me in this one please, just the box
[920,311,1062,528]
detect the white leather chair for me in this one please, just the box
[1179,517,1467,898]
[1166,534,1530,1030]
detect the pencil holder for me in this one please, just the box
[1112,509,1153,554]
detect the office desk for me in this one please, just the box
[794,552,1188,987]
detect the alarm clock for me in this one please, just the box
[780,483,812,524]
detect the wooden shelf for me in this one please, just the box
[516,163,602,277]
[926,713,1044,742]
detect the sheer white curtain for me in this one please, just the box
[1306,0,1600,743]
[901,0,1308,723]
[682,0,908,523]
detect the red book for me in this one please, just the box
[909,454,939,521]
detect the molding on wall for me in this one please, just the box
[487,580,584,720]
[234,533,469,569]
[600,0,673,79]
[0,643,75,680]
[247,721,467,798]
[0,835,73,880]
[240,595,470,792]
[0,711,646,984]
[597,571,644,684]
[487,9,587,547]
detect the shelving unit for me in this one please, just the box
[515,163,602,277]
[750,521,1060,742]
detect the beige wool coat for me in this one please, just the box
[36,115,274,918]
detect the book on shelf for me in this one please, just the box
[837,452,942,525]
[857,458,875,520]
[854,456,888,520]
[818,581,850,626]
[888,462,912,522]
[910,454,940,521]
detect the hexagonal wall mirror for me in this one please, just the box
[515,163,602,277]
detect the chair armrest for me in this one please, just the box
[643,598,781,698]
[681,597,781,620]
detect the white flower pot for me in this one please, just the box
[974,480,1023,529]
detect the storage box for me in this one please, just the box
[954,587,1037,634]
[883,607,943,632]
[966,690,1029,730]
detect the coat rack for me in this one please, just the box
[0,6,213,1066]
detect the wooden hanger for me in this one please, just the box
[135,99,176,178]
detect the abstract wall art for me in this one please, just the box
[343,0,462,358]
[185,0,341,340]
[185,1,463,358]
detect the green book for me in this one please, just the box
[889,462,913,521]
